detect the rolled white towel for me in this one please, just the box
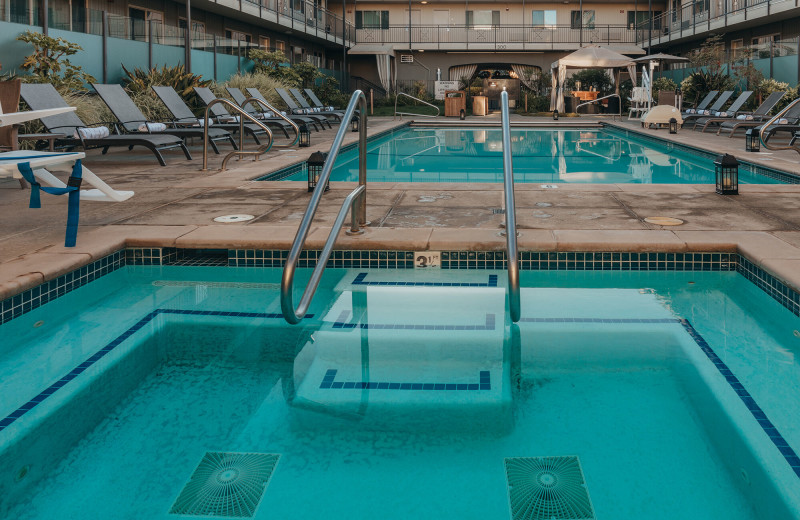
[702,110,711,115]
[326,106,335,111]
[138,122,167,132]
[778,118,789,124]
[261,111,274,118]
[74,126,110,139]
[685,108,696,114]
[196,119,214,127]
[716,111,727,117]
[736,114,754,120]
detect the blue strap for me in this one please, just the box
[16,160,83,247]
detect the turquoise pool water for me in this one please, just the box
[1,266,799,518]
[278,127,787,184]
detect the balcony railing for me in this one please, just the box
[356,24,636,48]
[1,1,354,48]
[636,0,798,45]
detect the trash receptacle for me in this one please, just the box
[564,96,579,113]
[606,96,620,115]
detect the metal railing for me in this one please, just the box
[243,96,300,148]
[759,98,800,155]
[395,93,440,120]
[356,24,636,48]
[576,93,622,120]
[500,91,521,323]
[200,99,274,171]
[281,91,368,324]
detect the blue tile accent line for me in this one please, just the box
[0,308,313,434]
[332,312,496,331]
[351,272,498,287]
[521,316,800,479]
[319,369,491,391]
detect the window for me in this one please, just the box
[466,10,499,29]
[752,34,779,58]
[628,11,662,30]
[9,0,28,24]
[225,29,252,44]
[178,19,205,38]
[532,10,556,27]
[275,40,286,53]
[730,39,743,59]
[129,6,163,42]
[570,10,594,29]
[259,36,270,50]
[355,10,389,29]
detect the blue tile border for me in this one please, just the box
[319,369,491,391]
[351,272,498,287]
[0,308,313,434]
[332,311,496,331]
[522,316,800,479]
[1,249,798,326]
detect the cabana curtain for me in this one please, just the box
[448,64,477,83]
[376,54,392,93]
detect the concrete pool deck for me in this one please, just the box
[2,113,800,302]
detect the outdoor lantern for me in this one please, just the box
[553,110,559,121]
[745,128,760,152]
[298,124,311,147]
[351,116,360,132]
[669,118,678,134]
[714,153,739,195]
[307,151,330,192]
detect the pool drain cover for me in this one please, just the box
[213,214,255,223]
[169,452,279,518]
[644,216,684,226]
[504,456,595,520]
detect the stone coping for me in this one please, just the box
[3,226,800,302]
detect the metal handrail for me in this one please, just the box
[500,91,521,323]
[201,99,274,171]
[242,96,300,148]
[395,92,440,119]
[759,98,800,155]
[576,93,622,120]
[281,91,368,324]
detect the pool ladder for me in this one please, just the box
[500,91,521,323]
[279,90,521,324]
[759,98,800,155]
[281,90,368,324]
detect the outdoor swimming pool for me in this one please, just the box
[1,256,799,519]
[262,126,793,184]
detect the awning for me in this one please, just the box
[348,44,394,56]
[602,44,646,56]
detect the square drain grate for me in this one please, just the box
[170,452,279,518]
[504,456,595,520]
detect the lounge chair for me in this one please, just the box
[692,91,753,131]
[152,85,271,146]
[657,90,677,108]
[681,91,718,118]
[20,83,191,166]
[224,87,308,134]
[243,88,323,132]
[92,83,236,155]
[289,88,344,121]
[304,88,352,116]
[275,88,332,129]
[717,91,787,136]
[681,91,733,126]
[193,87,277,143]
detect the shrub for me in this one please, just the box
[566,69,613,95]
[313,76,348,107]
[16,30,96,89]
[680,70,736,106]
[652,77,677,99]
[122,64,210,111]
[248,49,301,86]
[213,72,294,107]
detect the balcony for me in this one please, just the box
[355,24,637,51]
[636,0,800,46]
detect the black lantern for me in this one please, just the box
[714,153,739,195]
[745,128,760,152]
[307,151,330,192]
[553,109,559,120]
[669,118,678,134]
[351,116,360,132]
[298,123,311,147]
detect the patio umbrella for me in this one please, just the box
[632,53,689,81]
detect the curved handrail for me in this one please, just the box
[242,96,300,148]
[759,98,800,155]
[281,90,368,324]
[394,92,440,119]
[576,93,622,120]
[201,99,274,171]
[500,90,521,323]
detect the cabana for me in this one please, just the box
[550,45,638,112]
